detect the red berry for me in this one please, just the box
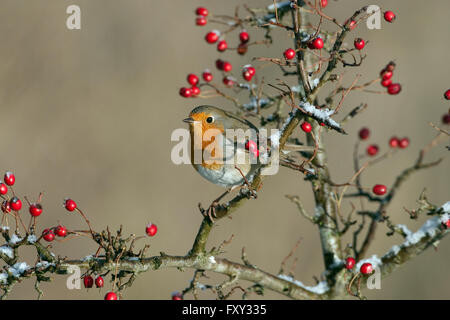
[389,137,399,148]
[358,127,370,140]
[172,292,183,300]
[384,11,396,23]
[444,89,450,100]
[385,62,396,72]
[442,220,450,229]
[245,140,258,152]
[217,40,228,52]
[1,201,11,214]
[387,83,402,95]
[301,122,312,133]
[202,70,213,82]
[283,48,296,60]
[179,87,192,98]
[55,225,67,237]
[443,113,450,125]
[64,199,77,212]
[42,228,55,242]
[223,76,234,87]
[215,59,224,70]
[190,86,200,97]
[4,172,15,186]
[187,74,199,86]
[104,292,118,300]
[237,43,248,55]
[205,31,219,44]
[10,197,22,211]
[381,70,393,80]
[381,79,392,88]
[222,61,232,72]
[320,0,328,8]
[83,275,94,288]
[195,16,207,26]
[398,137,410,149]
[29,203,43,217]
[145,223,158,237]
[95,276,104,288]
[372,184,387,196]
[312,37,324,49]
[242,70,253,82]
[349,20,357,30]
[366,144,379,156]
[245,66,256,76]
[360,263,373,275]
[345,257,356,270]
[196,7,208,17]
[354,38,365,50]
[239,30,250,43]
[0,183,7,195]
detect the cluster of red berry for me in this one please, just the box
[344,257,373,275]
[379,61,401,95]
[179,7,258,98]
[83,274,118,300]
[359,127,409,159]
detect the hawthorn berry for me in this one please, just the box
[442,220,450,229]
[83,275,94,288]
[64,198,77,212]
[245,66,256,76]
[360,263,373,275]
[283,48,296,60]
[245,140,259,158]
[381,70,393,81]
[345,257,356,270]
[381,79,392,88]
[1,201,11,214]
[311,37,324,50]
[179,87,192,98]
[239,30,250,43]
[222,61,232,72]
[202,70,213,82]
[237,43,248,55]
[172,292,183,300]
[320,0,328,8]
[384,11,396,23]
[443,113,450,125]
[205,31,219,44]
[4,172,15,186]
[145,223,158,237]
[389,137,399,148]
[386,62,396,72]
[55,225,67,237]
[195,16,207,26]
[217,40,228,52]
[196,7,208,17]
[95,276,104,288]
[10,197,22,211]
[223,76,234,87]
[366,144,379,156]
[347,20,357,30]
[215,59,224,70]
[444,89,450,100]
[190,86,200,97]
[358,127,370,140]
[187,74,199,86]
[0,182,7,195]
[354,38,365,50]
[398,137,410,149]
[387,83,402,95]
[301,122,312,133]
[105,292,118,300]
[243,70,253,82]
[42,228,55,242]
[372,184,387,196]
[29,203,43,217]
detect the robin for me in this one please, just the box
[183,105,263,220]
[183,105,314,221]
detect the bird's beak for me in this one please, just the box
[183,117,195,123]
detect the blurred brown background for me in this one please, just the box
[0,0,448,299]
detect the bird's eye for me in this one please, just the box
[206,116,214,123]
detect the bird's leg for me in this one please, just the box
[234,165,257,199]
[199,186,237,223]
